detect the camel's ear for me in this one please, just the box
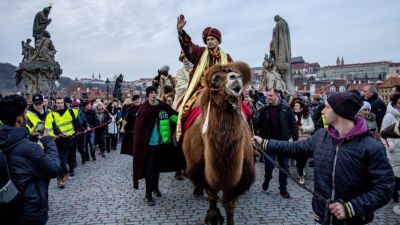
[230,61,252,85]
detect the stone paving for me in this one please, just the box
[48,148,400,225]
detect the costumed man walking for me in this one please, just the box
[44,97,78,189]
[120,95,141,156]
[172,50,193,110]
[132,86,178,206]
[176,14,233,197]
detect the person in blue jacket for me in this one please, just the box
[0,94,60,225]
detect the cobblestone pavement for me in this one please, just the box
[48,149,400,225]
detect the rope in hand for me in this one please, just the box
[53,122,111,139]
[252,140,349,225]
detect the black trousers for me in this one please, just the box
[296,156,308,177]
[106,133,117,151]
[144,146,160,194]
[56,137,74,178]
[67,137,77,173]
[95,128,106,153]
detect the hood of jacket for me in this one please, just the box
[327,116,368,142]
[386,102,400,119]
[0,125,29,150]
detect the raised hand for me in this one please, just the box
[177,14,186,32]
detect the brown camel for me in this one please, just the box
[182,62,255,225]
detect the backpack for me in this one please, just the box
[0,142,21,204]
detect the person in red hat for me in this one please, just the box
[175,14,233,142]
[175,14,234,198]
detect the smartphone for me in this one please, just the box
[36,122,45,133]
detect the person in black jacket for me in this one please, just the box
[0,95,60,225]
[254,88,299,198]
[363,85,386,130]
[254,91,394,225]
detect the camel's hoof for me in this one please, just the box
[204,209,224,225]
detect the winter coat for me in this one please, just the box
[83,109,96,127]
[296,114,314,138]
[255,103,299,141]
[77,109,89,131]
[367,95,386,130]
[381,104,400,178]
[361,112,378,132]
[107,113,118,134]
[265,116,394,225]
[0,126,60,225]
[380,120,400,139]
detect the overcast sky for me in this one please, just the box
[0,0,399,81]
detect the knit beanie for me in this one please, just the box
[359,101,371,112]
[327,91,363,121]
[202,27,222,44]
[146,86,157,97]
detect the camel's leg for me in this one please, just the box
[222,191,238,225]
[204,190,224,225]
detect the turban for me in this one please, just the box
[202,27,221,44]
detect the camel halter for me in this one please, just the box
[202,98,245,135]
[202,100,211,135]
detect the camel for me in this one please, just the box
[182,62,255,225]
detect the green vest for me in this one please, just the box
[158,111,178,144]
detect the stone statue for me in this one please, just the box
[113,74,124,101]
[21,39,34,61]
[15,6,62,100]
[260,54,287,92]
[269,15,295,94]
[34,31,57,61]
[33,6,52,42]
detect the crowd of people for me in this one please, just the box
[0,14,399,225]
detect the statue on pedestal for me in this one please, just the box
[15,5,62,99]
[113,74,124,101]
[268,15,294,95]
[260,54,287,92]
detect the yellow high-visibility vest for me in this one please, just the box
[45,108,78,137]
[26,110,43,133]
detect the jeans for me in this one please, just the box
[76,134,87,162]
[85,131,95,159]
[264,151,289,191]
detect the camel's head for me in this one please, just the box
[206,61,252,98]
